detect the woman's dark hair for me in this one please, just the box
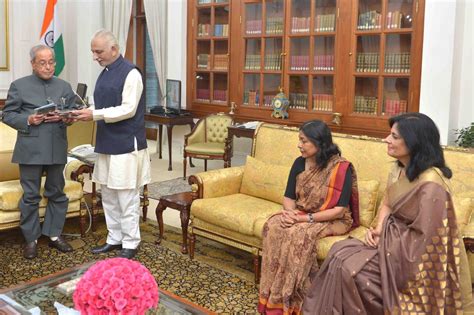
[300,120,341,169]
[389,112,452,181]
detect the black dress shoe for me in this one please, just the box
[91,243,122,254]
[49,236,73,253]
[23,241,37,259]
[118,248,138,259]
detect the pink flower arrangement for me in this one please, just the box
[73,258,159,314]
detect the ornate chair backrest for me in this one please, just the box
[205,113,233,143]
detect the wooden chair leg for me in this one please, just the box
[189,232,196,259]
[142,185,148,222]
[189,157,195,167]
[183,155,187,179]
[204,159,208,171]
[253,254,260,284]
[155,201,166,245]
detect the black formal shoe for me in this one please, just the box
[23,241,37,259]
[91,243,122,254]
[49,236,73,253]
[118,248,138,259]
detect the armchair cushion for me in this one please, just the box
[191,193,281,236]
[357,180,380,227]
[454,197,473,237]
[0,177,83,210]
[185,142,225,155]
[240,156,290,204]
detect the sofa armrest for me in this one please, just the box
[64,159,93,185]
[189,166,244,199]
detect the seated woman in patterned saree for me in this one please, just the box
[257,120,359,315]
[303,112,473,314]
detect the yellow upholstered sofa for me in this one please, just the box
[0,121,94,236]
[188,123,474,282]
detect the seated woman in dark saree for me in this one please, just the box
[303,113,473,314]
[258,120,359,315]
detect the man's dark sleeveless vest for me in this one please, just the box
[93,55,147,155]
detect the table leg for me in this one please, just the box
[166,125,173,171]
[179,209,190,254]
[155,202,166,245]
[158,125,163,158]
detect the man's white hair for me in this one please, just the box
[92,29,120,50]
[29,45,55,62]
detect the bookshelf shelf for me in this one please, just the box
[187,0,425,137]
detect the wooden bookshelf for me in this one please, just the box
[187,0,425,137]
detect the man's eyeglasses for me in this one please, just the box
[36,60,56,67]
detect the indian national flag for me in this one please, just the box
[39,0,65,76]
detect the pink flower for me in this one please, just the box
[73,258,159,314]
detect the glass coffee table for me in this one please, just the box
[0,262,212,314]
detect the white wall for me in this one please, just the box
[0,0,103,101]
[420,0,473,145]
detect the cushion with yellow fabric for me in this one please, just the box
[191,193,281,236]
[357,180,380,228]
[0,200,81,224]
[316,226,368,260]
[240,156,290,204]
[454,197,474,237]
[185,142,225,155]
[0,178,83,210]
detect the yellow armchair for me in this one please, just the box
[183,113,233,178]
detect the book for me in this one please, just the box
[33,103,56,114]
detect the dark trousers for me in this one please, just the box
[18,164,68,242]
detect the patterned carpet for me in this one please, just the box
[0,218,259,313]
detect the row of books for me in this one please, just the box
[314,55,335,71]
[245,54,261,70]
[246,20,263,35]
[290,56,310,71]
[197,54,210,69]
[214,24,229,37]
[384,52,410,73]
[354,96,378,114]
[383,99,407,116]
[197,24,229,37]
[313,94,334,111]
[196,88,211,101]
[213,90,227,102]
[356,53,380,72]
[264,54,283,70]
[357,10,382,30]
[387,11,406,29]
[244,90,260,106]
[265,17,284,34]
[315,14,336,32]
[197,24,211,36]
[198,0,227,4]
[263,95,274,107]
[214,54,229,70]
[291,17,311,33]
[289,93,308,109]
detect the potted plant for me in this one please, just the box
[455,122,474,148]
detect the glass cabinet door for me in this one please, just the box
[213,73,228,103]
[213,40,228,70]
[243,74,260,106]
[313,76,334,111]
[384,34,411,73]
[245,3,262,35]
[265,0,284,35]
[264,38,283,70]
[313,36,335,71]
[197,8,211,37]
[354,77,378,115]
[244,39,262,70]
[290,0,311,33]
[289,37,310,71]
[386,0,413,29]
[314,0,337,32]
[214,5,229,37]
[289,75,309,109]
[263,74,281,107]
[196,41,211,69]
[357,0,382,30]
[196,73,211,102]
[383,77,408,115]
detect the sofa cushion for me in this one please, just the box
[358,180,380,227]
[0,200,81,225]
[454,197,473,237]
[0,178,83,210]
[316,226,367,260]
[185,142,225,155]
[191,193,281,236]
[240,156,290,204]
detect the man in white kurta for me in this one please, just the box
[74,29,151,259]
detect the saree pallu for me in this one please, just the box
[258,156,358,315]
[303,167,473,314]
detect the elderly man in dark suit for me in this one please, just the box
[2,45,76,259]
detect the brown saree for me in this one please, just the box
[303,166,473,314]
[258,156,359,315]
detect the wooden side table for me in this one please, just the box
[155,192,193,254]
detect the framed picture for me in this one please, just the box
[165,79,181,113]
[0,0,8,71]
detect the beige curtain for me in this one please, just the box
[102,0,133,55]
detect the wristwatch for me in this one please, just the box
[308,213,314,223]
